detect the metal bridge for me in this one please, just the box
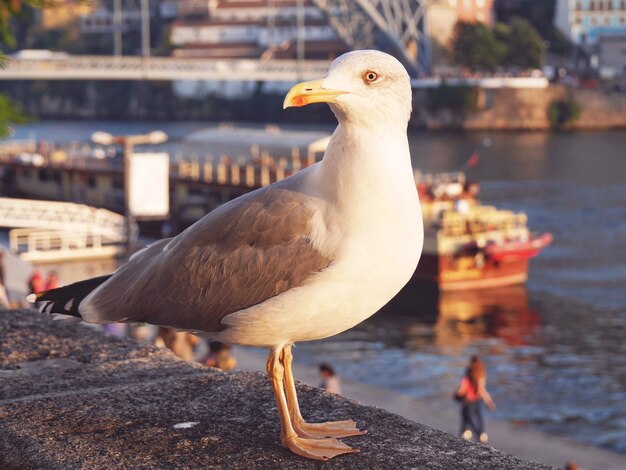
[313,0,429,75]
[0,56,333,82]
[0,1,430,81]
[0,198,128,261]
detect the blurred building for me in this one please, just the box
[425,1,458,74]
[555,0,626,45]
[597,33,626,76]
[427,0,458,47]
[555,0,626,76]
[80,7,142,34]
[425,0,494,74]
[455,0,494,25]
[170,0,348,60]
[426,0,494,47]
[38,0,95,30]
[79,1,159,34]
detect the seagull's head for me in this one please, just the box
[284,50,412,129]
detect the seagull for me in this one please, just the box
[33,50,423,461]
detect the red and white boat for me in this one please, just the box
[483,233,553,263]
[412,171,552,291]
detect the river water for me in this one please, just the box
[7,121,626,454]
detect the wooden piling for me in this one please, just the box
[217,157,227,185]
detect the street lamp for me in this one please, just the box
[90,130,168,147]
[91,131,115,146]
[90,130,168,253]
[146,130,168,145]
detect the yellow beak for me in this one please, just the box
[283,79,347,109]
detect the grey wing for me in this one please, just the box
[80,185,332,332]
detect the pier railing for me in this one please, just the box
[0,198,127,239]
[171,152,318,188]
[0,139,37,158]
[0,56,332,82]
[8,227,126,262]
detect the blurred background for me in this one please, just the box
[0,0,624,467]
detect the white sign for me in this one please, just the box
[128,152,170,219]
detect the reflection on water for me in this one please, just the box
[435,286,542,349]
[410,130,626,185]
[295,285,543,383]
[374,284,542,350]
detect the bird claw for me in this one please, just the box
[294,418,368,439]
[282,434,359,461]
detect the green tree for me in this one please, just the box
[494,0,570,55]
[548,98,581,129]
[451,18,544,71]
[0,0,22,48]
[451,22,507,72]
[494,0,556,38]
[1,1,57,49]
[0,1,54,135]
[497,17,544,69]
[0,93,28,136]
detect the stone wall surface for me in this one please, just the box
[572,88,626,129]
[410,85,626,130]
[464,87,565,131]
[0,310,552,469]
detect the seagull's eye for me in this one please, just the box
[363,71,380,84]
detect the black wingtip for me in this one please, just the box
[34,274,112,318]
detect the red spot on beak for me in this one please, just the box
[294,96,307,107]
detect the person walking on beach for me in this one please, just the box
[0,250,5,287]
[455,355,496,444]
[27,268,45,308]
[45,271,59,291]
[0,251,9,308]
[28,268,44,295]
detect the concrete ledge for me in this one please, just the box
[0,310,551,469]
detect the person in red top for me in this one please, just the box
[28,268,45,295]
[44,271,59,291]
[455,355,496,444]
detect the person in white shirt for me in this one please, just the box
[319,363,342,395]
